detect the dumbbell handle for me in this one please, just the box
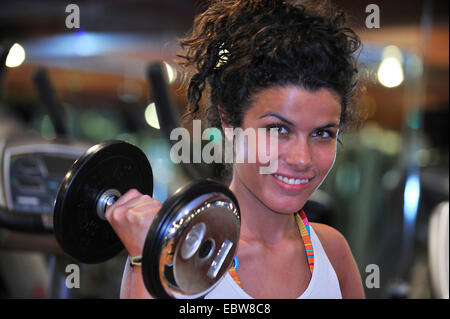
[96,189,122,220]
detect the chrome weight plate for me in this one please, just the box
[142,179,240,299]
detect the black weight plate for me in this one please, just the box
[141,179,240,299]
[53,140,153,264]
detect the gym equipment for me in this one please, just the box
[0,135,89,233]
[142,178,240,298]
[53,140,153,263]
[147,63,215,181]
[53,140,240,298]
[32,68,68,138]
[0,66,89,234]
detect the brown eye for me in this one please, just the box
[267,124,288,135]
[312,129,333,138]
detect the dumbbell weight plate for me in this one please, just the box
[142,179,240,299]
[53,140,153,264]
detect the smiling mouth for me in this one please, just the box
[272,173,310,185]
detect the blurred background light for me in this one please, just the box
[5,43,26,67]
[406,111,422,130]
[145,102,160,129]
[72,30,98,56]
[378,58,404,88]
[163,61,177,84]
[404,172,421,226]
[382,45,404,62]
[377,45,404,88]
[359,123,403,155]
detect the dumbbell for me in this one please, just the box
[53,140,240,299]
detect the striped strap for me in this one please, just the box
[228,265,242,288]
[228,210,314,289]
[296,210,315,274]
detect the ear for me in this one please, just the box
[217,105,234,141]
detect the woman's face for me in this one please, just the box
[229,85,341,214]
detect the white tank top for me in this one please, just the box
[204,226,342,299]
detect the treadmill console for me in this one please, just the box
[1,139,90,231]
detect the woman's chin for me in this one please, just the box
[263,196,306,214]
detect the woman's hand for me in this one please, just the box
[105,189,162,257]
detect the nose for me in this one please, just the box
[284,136,313,170]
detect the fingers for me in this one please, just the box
[105,189,160,223]
[123,194,153,208]
[103,189,162,257]
[105,189,144,221]
[130,200,162,213]
[112,189,142,206]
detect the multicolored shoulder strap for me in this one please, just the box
[228,256,242,288]
[295,210,315,274]
[228,210,314,289]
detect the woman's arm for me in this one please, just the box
[311,223,366,299]
[104,189,162,299]
[332,234,366,299]
[120,257,152,299]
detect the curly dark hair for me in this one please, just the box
[177,0,364,180]
[178,0,363,128]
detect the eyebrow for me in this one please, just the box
[258,112,340,129]
[316,123,340,130]
[258,112,295,126]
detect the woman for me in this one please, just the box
[106,0,366,298]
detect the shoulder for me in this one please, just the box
[309,222,349,259]
[310,222,365,298]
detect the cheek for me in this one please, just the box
[235,131,278,167]
[234,161,265,197]
[234,132,256,163]
[256,131,279,165]
[314,144,337,178]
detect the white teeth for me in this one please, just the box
[273,174,309,185]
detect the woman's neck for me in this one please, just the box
[229,172,298,246]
